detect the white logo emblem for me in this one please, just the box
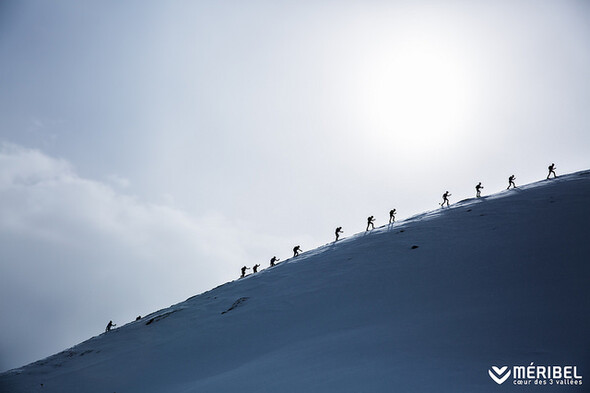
[489,366,511,384]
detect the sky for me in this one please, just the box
[1,0,590,372]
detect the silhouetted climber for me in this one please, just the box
[475,182,483,198]
[293,245,302,257]
[366,216,375,231]
[253,264,260,273]
[105,320,116,332]
[270,256,280,267]
[335,226,343,241]
[547,163,557,179]
[507,175,516,189]
[389,209,396,224]
[241,266,250,278]
[440,191,451,207]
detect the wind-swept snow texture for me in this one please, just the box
[2,171,590,393]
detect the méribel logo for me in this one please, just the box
[489,365,511,385]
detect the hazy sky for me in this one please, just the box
[1,0,590,371]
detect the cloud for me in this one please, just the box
[105,173,130,188]
[0,143,276,371]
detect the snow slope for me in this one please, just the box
[2,171,590,393]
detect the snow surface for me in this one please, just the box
[1,171,590,392]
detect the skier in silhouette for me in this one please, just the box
[441,191,451,207]
[270,256,280,267]
[389,209,396,224]
[253,264,260,273]
[547,163,557,179]
[335,226,343,241]
[475,182,483,198]
[293,245,302,257]
[366,216,375,231]
[507,175,516,189]
[105,320,116,332]
[241,266,250,278]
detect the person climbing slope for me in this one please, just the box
[389,209,396,224]
[366,216,375,231]
[335,227,343,241]
[441,191,451,207]
[507,175,516,189]
[547,163,557,179]
[241,266,250,278]
[105,320,116,332]
[270,256,280,267]
[475,182,483,198]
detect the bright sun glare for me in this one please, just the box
[359,34,474,154]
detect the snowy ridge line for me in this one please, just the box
[394,169,590,226]
[218,170,585,284]
[201,170,589,289]
[175,170,590,287]
[237,169,575,280]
